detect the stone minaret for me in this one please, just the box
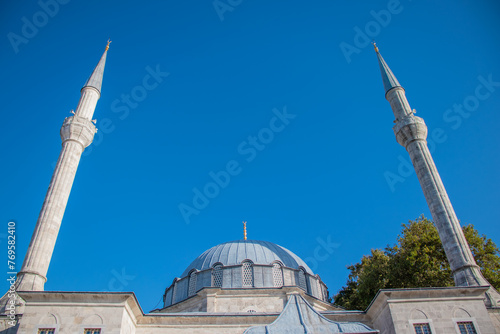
[374,44,499,307]
[15,42,110,291]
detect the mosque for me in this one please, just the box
[0,41,499,333]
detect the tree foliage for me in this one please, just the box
[333,216,500,310]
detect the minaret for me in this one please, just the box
[374,43,499,307]
[15,41,111,291]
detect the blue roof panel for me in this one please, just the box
[244,294,378,333]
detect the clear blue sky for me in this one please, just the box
[1,0,499,311]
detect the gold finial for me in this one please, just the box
[372,41,379,53]
[243,221,247,240]
[105,39,112,51]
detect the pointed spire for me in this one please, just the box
[83,40,111,94]
[373,42,401,94]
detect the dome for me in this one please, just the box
[163,240,328,309]
[181,239,313,277]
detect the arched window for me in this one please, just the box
[242,261,253,287]
[188,271,197,296]
[272,262,283,287]
[244,306,258,313]
[212,263,223,287]
[298,267,307,292]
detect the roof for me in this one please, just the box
[243,294,378,333]
[181,240,314,277]
[83,46,108,93]
[375,49,401,94]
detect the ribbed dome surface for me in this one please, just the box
[181,240,313,277]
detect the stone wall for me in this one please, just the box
[15,293,138,334]
[367,287,498,334]
[158,286,335,314]
[10,288,499,334]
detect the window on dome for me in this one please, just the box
[212,264,223,287]
[188,271,197,296]
[242,261,253,287]
[298,268,307,292]
[272,263,283,287]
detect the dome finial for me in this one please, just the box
[243,221,247,240]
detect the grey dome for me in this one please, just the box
[163,240,328,308]
[181,239,313,277]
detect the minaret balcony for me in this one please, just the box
[393,115,428,148]
[60,115,97,149]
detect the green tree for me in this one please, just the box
[333,216,500,310]
[463,224,500,288]
[334,249,389,311]
[386,217,453,289]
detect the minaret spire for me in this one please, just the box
[83,39,110,94]
[373,42,401,95]
[15,42,110,291]
[375,45,500,307]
